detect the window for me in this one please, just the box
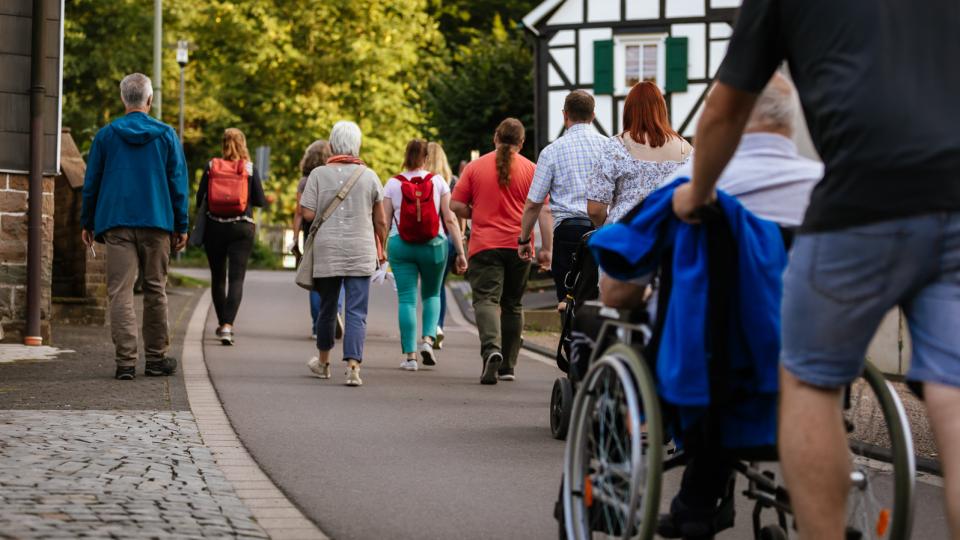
[613,34,666,95]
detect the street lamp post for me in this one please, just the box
[176,40,189,143]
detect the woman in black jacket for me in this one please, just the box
[196,128,267,345]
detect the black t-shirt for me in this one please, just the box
[718,0,960,231]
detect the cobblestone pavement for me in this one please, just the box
[0,410,268,539]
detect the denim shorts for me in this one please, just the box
[781,212,960,388]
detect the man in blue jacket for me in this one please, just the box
[81,73,189,381]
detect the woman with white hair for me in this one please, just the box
[300,121,388,386]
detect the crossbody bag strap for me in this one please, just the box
[307,166,367,237]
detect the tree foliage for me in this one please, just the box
[63,0,536,224]
[424,17,535,168]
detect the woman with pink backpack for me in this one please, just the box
[383,139,468,371]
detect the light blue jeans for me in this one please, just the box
[313,277,370,362]
[782,212,960,388]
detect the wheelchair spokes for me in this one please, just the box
[563,346,663,540]
[841,364,916,539]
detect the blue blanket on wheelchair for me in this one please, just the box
[589,178,785,448]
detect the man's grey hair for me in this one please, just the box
[119,73,153,108]
[746,72,798,134]
[329,121,362,157]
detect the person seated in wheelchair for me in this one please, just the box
[591,73,822,539]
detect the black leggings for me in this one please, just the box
[204,220,255,326]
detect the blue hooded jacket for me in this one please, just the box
[589,178,786,448]
[81,112,189,240]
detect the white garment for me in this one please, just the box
[671,133,823,227]
[383,170,450,237]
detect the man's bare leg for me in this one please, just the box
[925,382,960,538]
[778,367,850,540]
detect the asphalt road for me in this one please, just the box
[197,270,949,540]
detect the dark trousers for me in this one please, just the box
[204,220,255,326]
[551,218,595,302]
[466,249,531,369]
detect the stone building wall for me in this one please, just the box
[0,173,54,342]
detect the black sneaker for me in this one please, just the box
[145,357,178,377]
[115,366,136,381]
[481,352,502,385]
[497,368,516,381]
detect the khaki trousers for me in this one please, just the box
[104,228,171,367]
[466,248,532,370]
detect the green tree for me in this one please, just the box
[424,18,535,168]
[63,0,445,225]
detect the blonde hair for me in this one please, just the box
[222,128,250,161]
[424,142,453,183]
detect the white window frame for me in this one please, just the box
[613,33,667,96]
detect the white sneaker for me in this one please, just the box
[434,327,444,350]
[345,365,362,386]
[307,356,331,379]
[420,341,437,367]
[400,359,419,371]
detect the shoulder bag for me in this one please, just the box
[295,166,367,290]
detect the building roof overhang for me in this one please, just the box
[521,0,565,37]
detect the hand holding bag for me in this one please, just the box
[295,166,367,290]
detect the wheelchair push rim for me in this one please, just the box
[563,344,663,540]
[842,362,915,540]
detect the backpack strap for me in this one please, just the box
[306,166,367,238]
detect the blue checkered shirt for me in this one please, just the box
[528,123,607,226]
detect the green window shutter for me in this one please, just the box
[593,40,614,95]
[665,37,689,93]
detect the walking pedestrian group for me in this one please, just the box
[85,4,960,528]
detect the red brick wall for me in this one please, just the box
[0,173,54,342]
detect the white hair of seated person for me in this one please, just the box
[329,120,362,157]
[119,73,153,109]
[744,73,798,137]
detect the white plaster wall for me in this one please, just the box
[670,83,707,133]
[666,0,705,18]
[548,0,584,25]
[709,39,729,76]
[588,0,621,22]
[626,0,660,20]
[710,22,733,39]
[671,23,706,80]
[711,0,741,8]
[595,94,614,136]
[617,99,625,133]
[549,30,576,47]
[549,63,565,87]
[551,47,577,85]
[549,90,568,139]
[578,28,614,85]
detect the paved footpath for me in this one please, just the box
[0,283,322,539]
[202,271,949,539]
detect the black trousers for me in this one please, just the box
[204,220,255,326]
[551,218,595,302]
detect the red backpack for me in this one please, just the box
[207,158,249,217]
[395,173,440,243]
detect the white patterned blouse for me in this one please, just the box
[587,135,691,224]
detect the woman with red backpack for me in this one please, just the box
[383,139,468,371]
[195,128,267,345]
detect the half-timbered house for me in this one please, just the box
[522,0,740,154]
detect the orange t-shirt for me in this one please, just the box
[452,150,536,259]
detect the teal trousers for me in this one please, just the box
[387,235,448,354]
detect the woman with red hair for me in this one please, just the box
[587,82,691,226]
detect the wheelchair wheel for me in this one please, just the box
[551,377,575,440]
[844,363,915,539]
[562,344,662,539]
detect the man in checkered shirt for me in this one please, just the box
[518,90,607,309]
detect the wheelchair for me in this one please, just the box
[556,210,916,539]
